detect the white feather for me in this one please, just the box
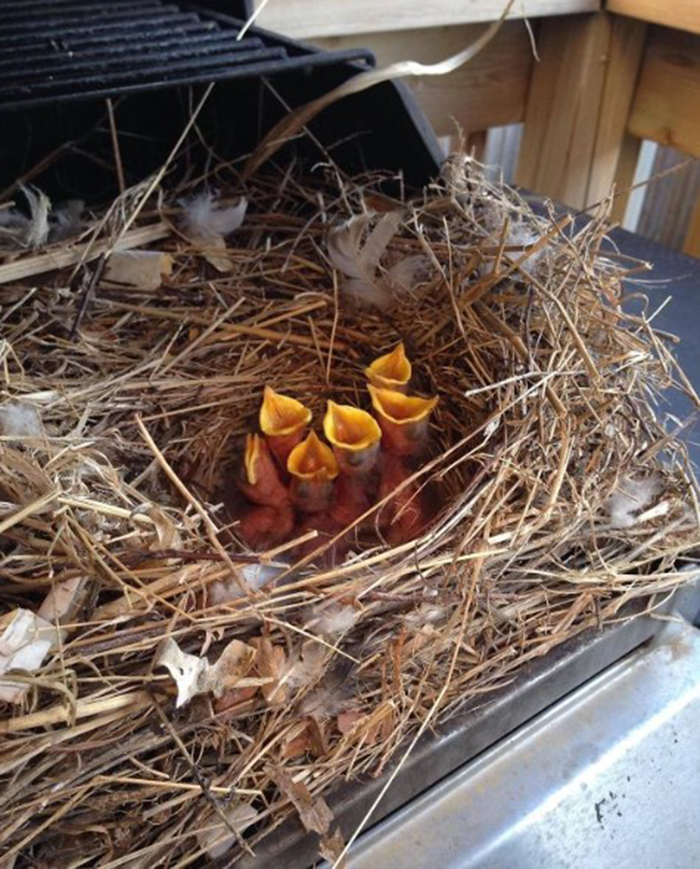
[608,475,663,529]
[328,212,402,310]
[0,185,52,249]
[181,191,247,240]
[308,603,357,638]
[209,563,285,605]
[0,403,42,437]
[20,185,51,249]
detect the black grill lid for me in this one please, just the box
[0,0,373,111]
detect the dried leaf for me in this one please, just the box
[336,708,364,735]
[154,637,257,707]
[197,803,258,859]
[155,638,208,708]
[285,639,328,690]
[0,609,58,703]
[319,828,346,865]
[103,250,172,290]
[207,639,256,698]
[214,684,258,713]
[271,768,333,836]
[38,577,87,624]
[250,637,287,704]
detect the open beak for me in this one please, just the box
[259,385,312,466]
[287,430,339,512]
[239,433,289,507]
[364,342,411,392]
[323,400,382,476]
[368,385,438,456]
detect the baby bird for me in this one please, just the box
[237,434,294,549]
[287,430,339,514]
[238,433,289,507]
[259,385,312,467]
[364,342,412,393]
[378,452,428,546]
[324,400,382,529]
[368,385,438,457]
[323,400,382,476]
[368,387,438,545]
[287,431,344,563]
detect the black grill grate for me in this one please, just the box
[0,0,373,110]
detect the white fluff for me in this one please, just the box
[180,191,247,272]
[480,219,547,277]
[21,185,51,248]
[386,254,432,294]
[0,185,51,249]
[308,603,358,638]
[404,603,447,629]
[181,191,247,240]
[608,475,663,529]
[285,641,327,690]
[49,199,84,241]
[209,563,285,605]
[0,403,42,437]
[328,212,402,310]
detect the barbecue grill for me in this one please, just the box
[2,3,700,867]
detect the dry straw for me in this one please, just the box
[0,147,698,866]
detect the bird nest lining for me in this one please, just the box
[0,157,698,867]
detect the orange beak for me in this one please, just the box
[323,400,382,476]
[239,433,290,507]
[259,385,312,466]
[368,386,438,456]
[287,430,339,512]
[364,342,412,392]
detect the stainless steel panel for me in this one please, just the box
[347,613,700,869]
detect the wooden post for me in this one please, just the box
[683,196,700,258]
[516,12,646,212]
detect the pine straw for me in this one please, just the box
[1,155,699,867]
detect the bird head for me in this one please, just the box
[323,400,382,475]
[364,342,411,392]
[368,386,438,456]
[259,385,312,465]
[287,430,339,512]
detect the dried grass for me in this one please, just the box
[0,151,699,867]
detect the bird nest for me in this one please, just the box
[0,155,698,867]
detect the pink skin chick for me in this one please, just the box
[238,434,290,508]
[330,473,371,529]
[378,452,429,546]
[238,502,295,551]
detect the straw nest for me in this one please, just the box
[1,155,698,867]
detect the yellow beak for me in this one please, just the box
[323,400,382,475]
[260,385,312,466]
[240,433,289,506]
[368,385,438,456]
[287,430,339,481]
[364,342,411,392]
[244,432,262,485]
[287,431,339,513]
[260,385,312,436]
